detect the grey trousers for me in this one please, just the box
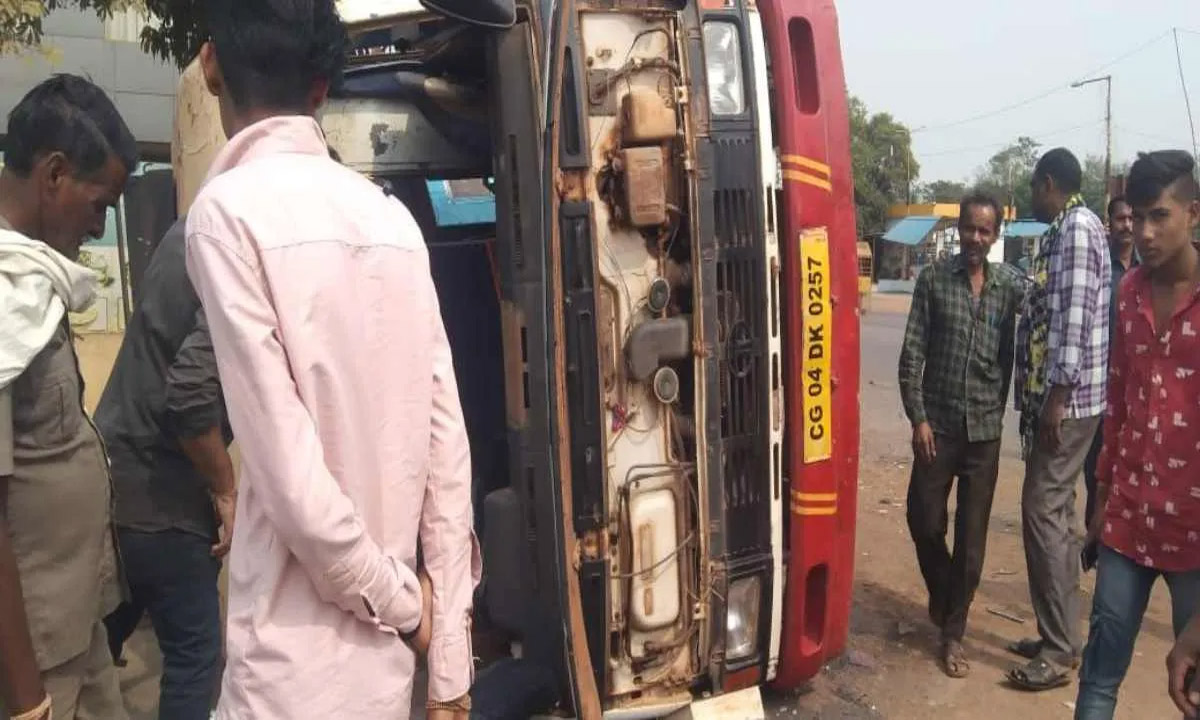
[1022,415,1103,669]
[0,621,128,720]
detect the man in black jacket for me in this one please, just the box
[95,216,234,720]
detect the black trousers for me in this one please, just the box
[1082,420,1104,528]
[104,528,222,720]
[906,432,1002,642]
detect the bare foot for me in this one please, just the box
[941,639,969,679]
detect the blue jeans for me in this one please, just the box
[1075,546,1200,719]
[105,528,222,720]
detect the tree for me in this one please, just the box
[973,136,1041,218]
[971,136,1127,218]
[128,0,202,69]
[916,179,969,204]
[1081,155,1130,215]
[849,95,920,236]
[0,0,203,67]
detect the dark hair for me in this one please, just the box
[958,191,1003,233]
[1107,195,1130,219]
[1126,151,1199,209]
[1033,147,1083,195]
[3,74,138,178]
[207,0,348,113]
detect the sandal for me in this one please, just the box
[940,640,969,679]
[1006,637,1042,659]
[1006,657,1071,691]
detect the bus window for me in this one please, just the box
[788,18,820,115]
[426,178,497,227]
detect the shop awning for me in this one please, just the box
[1004,220,1050,239]
[882,216,941,246]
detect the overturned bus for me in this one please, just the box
[174,0,861,716]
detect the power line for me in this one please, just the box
[920,120,1104,158]
[1078,29,1172,78]
[1174,28,1200,161]
[1115,124,1192,147]
[912,30,1171,134]
[912,86,1064,135]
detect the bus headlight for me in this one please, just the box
[725,576,762,661]
[702,21,746,116]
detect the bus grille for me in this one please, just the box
[713,137,770,555]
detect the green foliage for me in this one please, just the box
[971,136,1041,218]
[134,0,203,69]
[952,137,1119,218]
[849,95,920,236]
[916,179,969,204]
[0,0,203,68]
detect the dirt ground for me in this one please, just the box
[104,293,1184,719]
[765,292,1182,719]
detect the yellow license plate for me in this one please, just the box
[800,228,832,463]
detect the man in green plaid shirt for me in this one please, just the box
[898,192,1025,679]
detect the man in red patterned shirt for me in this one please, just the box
[1075,150,1200,719]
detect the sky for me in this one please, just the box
[836,0,1200,184]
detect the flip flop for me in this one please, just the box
[941,640,969,679]
[1006,637,1042,659]
[1006,657,1071,691]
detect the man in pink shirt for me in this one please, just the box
[186,1,479,717]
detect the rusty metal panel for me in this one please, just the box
[621,88,677,143]
[319,97,487,175]
[620,146,669,227]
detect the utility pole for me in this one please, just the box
[906,151,912,206]
[1072,75,1113,209]
[890,142,912,207]
[1174,28,1200,164]
[1007,162,1015,217]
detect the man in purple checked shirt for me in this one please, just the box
[1007,147,1111,692]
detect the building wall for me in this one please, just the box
[0,7,178,154]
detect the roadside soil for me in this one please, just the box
[765,292,1181,719]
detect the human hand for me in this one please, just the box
[211,491,236,558]
[1168,613,1200,717]
[912,422,936,465]
[427,692,471,720]
[9,692,51,720]
[1085,500,1106,545]
[408,568,433,657]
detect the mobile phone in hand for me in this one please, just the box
[1081,540,1099,572]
